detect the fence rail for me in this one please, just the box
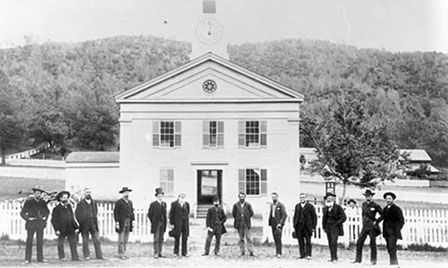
[1,201,447,248]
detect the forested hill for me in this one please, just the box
[0,36,447,167]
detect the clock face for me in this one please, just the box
[195,18,223,45]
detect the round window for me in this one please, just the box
[203,79,217,93]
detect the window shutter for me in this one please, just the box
[238,169,246,194]
[260,121,267,146]
[203,121,210,147]
[174,121,181,147]
[153,121,160,147]
[218,121,224,146]
[260,169,267,195]
[238,121,245,147]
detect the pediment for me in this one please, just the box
[115,53,303,103]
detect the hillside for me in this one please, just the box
[0,36,447,167]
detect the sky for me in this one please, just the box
[0,0,447,53]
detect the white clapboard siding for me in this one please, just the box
[1,201,447,247]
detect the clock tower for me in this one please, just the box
[191,0,229,59]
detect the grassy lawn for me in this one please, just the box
[0,239,447,267]
[0,177,65,202]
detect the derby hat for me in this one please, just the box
[56,190,70,201]
[155,187,164,196]
[118,187,133,194]
[383,192,396,200]
[32,185,45,193]
[362,189,375,196]
[324,192,336,200]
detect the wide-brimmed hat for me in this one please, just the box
[119,187,132,194]
[324,192,336,200]
[347,199,357,205]
[56,191,70,201]
[155,187,164,196]
[32,185,45,193]
[362,189,375,196]
[383,192,396,200]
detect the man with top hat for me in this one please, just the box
[51,190,80,261]
[148,187,167,258]
[20,185,50,264]
[169,193,190,257]
[293,192,317,260]
[268,192,287,258]
[232,192,256,256]
[377,192,404,266]
[203,196,227,256]
[113,186,135,260]
[75,187,104,260]
[353,189,383,265]
[322,192,346,263]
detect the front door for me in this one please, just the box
[197,170,222,205]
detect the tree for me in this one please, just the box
[0,70,27,165]
[301,94,402,203]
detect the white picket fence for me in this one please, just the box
[263,205,448,248]
[1,200,447,248]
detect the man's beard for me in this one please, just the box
[85,195,92,200]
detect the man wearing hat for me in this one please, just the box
[148,187,167,258]
[169,193,190,256]
[203,196,227,256]
[51,191,80,261]
[293,193,317,260]
[353,189,383,265]
[113,187,135,260]
[377,192,405,266]
[20,185,50,264]
[75,188,104,260]
[322,192,346,263]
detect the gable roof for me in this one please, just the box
[399,149,432,162]
[115,52,304,102]
[65,152,119,163]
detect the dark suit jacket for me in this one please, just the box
[169,200,190,237]
[147,200,167,234]
[113,198,135,232]
[378,204,405,239]
[20,198,50,230]
[361,201,383,230]
[51,203,79,235]
[293,202,317,233]
[75,199,99,233]
[268,201,287,227]
[232,201,254,230]
[322,204,347,236]
[206,205,227,234]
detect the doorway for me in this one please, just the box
[197,170,222,205]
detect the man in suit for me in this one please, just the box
[268,192,287,257]
[20,185,50,264]
[51,191,79,261]
[203,196,227,256]
[148,187,167,259]
[377,192,405,266]
[322,192,346,263]
[293,193,317,260]
[169,193,190,257]
[232,192,256,256]
[113,187,135,260]
[75,188,104,260]
[352,189,383,265]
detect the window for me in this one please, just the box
[152,121,181,148]
[159,168,174,195]
[203,121,224,148]
[238,168,267,196]
[238,121,267,148]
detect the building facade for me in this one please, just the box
[113,53,303,213]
